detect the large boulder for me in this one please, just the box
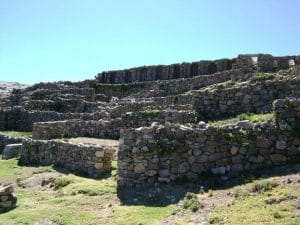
[2,143,22,160]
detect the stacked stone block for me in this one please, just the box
[20,139,116,178]
[117,98,300,188]
[192,76,300,120]
[0,185,17,213]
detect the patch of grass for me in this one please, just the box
[32,167,54,174]
[0,158,177,225]
[251,73,275,81]
[182,192,203,212]
[215,80,236,89]
[0,130,32,138]
[209,112,274,127]
[107,205,176,225]
[111,160,117,170]
[208,179,300,225]
[143,109,160,118]
[0,157,51,184]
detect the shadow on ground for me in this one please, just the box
[117,163,300,207]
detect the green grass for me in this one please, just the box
[0,157,176,225]
[107,205,176,225]
[0,157,53,184]
[209,112,274,127]
[208,179,300,225]
[251,73,276,82]
[0,131,32,138]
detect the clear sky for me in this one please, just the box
[0,0,299,84]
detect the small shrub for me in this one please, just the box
[182,192,203,212]
[53,177,73,190]
[250,180,278,193]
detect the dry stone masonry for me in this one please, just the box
[20,139,116,177]
[117,97,300,187]
[1,53,300,185]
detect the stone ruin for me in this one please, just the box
[0,53,300,189]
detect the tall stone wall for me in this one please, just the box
[192,76,300,120]
[20,139,115,177]
[117,98,300,188]
[96,59,233,84]
[95,69,237,98]
[96,54,300,84]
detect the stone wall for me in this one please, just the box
[117,98,300,188]
[95,69,237,98]
[121,110,198,128]
[20,139,115,177]
[0,107,107,131]
[96,58,233,84]
[0,134,24,154]
[192,76,300,120]
[96,54,300,84]
[32,119,122,140]
[32,110,198,140]
[21,98,101,113]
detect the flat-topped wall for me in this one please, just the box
[95,69,237,98]
[0,107,107,131]
[96,54,300,84]
[121,110,198,128]
[96,58,233,84]
[192,76,300,120]
[32,119,122,140]
[22,98,101,113]
[117,98,300,188]
[32,110,198,140]
[20,139,115,177]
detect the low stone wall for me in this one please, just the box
[32,110,198,140]
[109,94,194,118]
[20,139,115,177]
[0,134,24,154]
[0,107,107,131]
[192,76,300,120]
[22,98,101,113]
[32,119,122,140]
[117,98,300,188]
[121,110,198,128]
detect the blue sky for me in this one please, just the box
[0,0,299,84]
